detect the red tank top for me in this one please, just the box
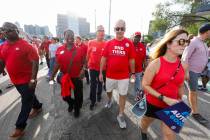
[146,56,185,108]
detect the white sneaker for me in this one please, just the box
[105,100,112,108]
[117,114,127,129]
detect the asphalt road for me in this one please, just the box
[0,65,210,140]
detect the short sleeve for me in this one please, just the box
[0,45,3,60]
[27,44,39,61]
[102,41,109,57]
[128,41,135,59]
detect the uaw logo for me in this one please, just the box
[60,50,65,54]
[164,110,190,128]
[125,43,129,48]
[15,47,20,51]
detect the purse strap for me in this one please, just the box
[67,47,77,74]
[156,60,181,90]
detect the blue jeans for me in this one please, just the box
[15,83,42,129]
[49,57,56,77]
[134,72,143,95]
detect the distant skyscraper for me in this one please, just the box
[56,13,90,38]
[78,18,90,37]
[56,14,69,38]
[68,14,79,35]
[24,24,51,37]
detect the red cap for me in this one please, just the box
[134,32,141,36]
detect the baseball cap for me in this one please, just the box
[199,23,210,33]
[134,32,141,36]
[2,22,18,31]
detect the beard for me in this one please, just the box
[6,34,19,42]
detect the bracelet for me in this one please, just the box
[131,73,135,75]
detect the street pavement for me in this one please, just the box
[0,64,210,140]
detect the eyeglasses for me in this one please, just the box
[173,39,189,46]
[97,30,104,32]
[115,27,125,32]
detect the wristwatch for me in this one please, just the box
[158,95,164,101]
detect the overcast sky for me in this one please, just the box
[0,0,168,37]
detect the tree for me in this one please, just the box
[149,1,189,35]
[143,35,153,44]
[149,0,209,36]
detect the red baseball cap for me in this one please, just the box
[134,32,141,36]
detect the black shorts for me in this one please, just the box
[145,102,164,119]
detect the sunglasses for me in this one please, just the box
[115,27,125,32]
[97,30,104,32]
[173,39,189,46]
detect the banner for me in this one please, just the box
[155,101,191,133]
[132,96,147,118]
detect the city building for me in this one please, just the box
[78,18,90,37]
[24,24,51,37]
[56,14,69,38]
[56,13,90,38]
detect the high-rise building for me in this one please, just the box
[24,24,51,37]
[56,13,90,38]
[68,14,79,36]
[78,18,90,37]
[56,14,68,38]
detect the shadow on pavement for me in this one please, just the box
[61,102,140,140]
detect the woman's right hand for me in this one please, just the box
[163,96,179,106]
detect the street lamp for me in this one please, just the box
[108,0,112,35]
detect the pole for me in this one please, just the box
[108,0,112,35]
[95,9,96,32]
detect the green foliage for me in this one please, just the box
[150,0,209,36]
[151,18,169,32]
[143,35,153,44]
[150,1,189,34]
[185,23,200,35]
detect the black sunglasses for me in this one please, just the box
[173,39,189,46]
[115,27,125,32]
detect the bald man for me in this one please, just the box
[99,20,135,129]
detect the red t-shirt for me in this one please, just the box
[134,42,146,73]
[102,38,135,79]
[56,44,86,78]
[146,57,185,108]
[40,41,51,53]
[76,43,87,55]
[87,39,106,71]
[0,39,39,84]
